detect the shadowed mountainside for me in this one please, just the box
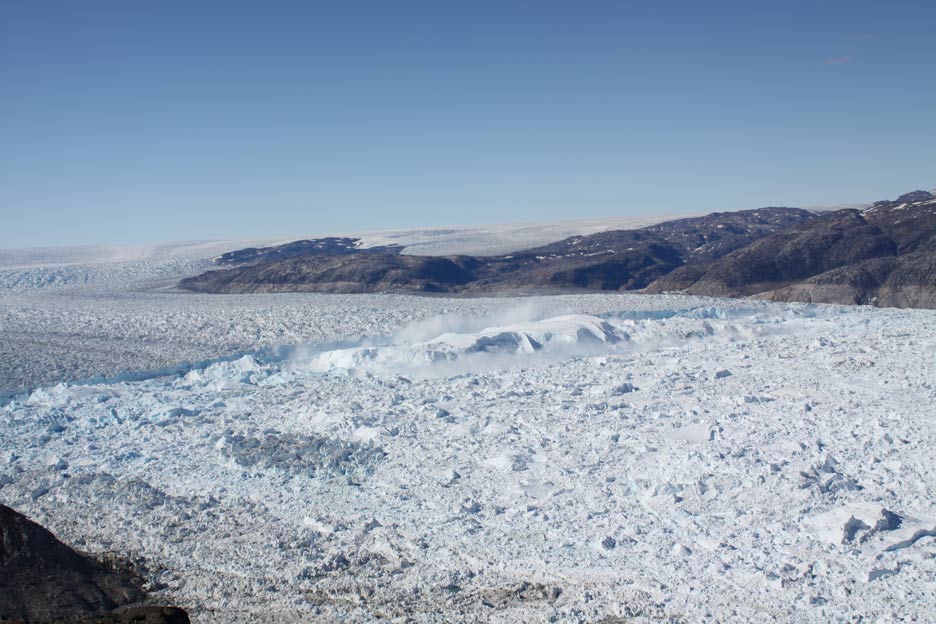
[647,190,936,307]
[183,253,479,294]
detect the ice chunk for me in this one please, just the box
[299,315,629,375]
[805,503,902,546]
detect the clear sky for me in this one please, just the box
[1,0,934,248]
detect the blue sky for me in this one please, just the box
[1,0,934,248]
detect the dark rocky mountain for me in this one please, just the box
[863,190,936,253]
[641,207,815,262]
[461,207,814,292]
[183,253,479,294]
[646,209,898,296]
[763,252,936,308]
[646,190,936,307]
[181,207,814,295]
[0,505,188,624]
[178,192,936,308]
[215,237,403,266]
[461,229,685,292]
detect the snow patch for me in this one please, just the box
[805,503,902,546]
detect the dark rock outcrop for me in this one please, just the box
[182,253,479,294]
[463,230,685,292]
[641,207,815,262]
[215,236,403,266]
[0,505,188,624]
[893,190,934,204]
[648,210,898,296]
[646,190,936,308]
[460,207,813,293]
[764,250,936,308]
[11,606,191,624]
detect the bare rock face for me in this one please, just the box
[647,189,936,309]
[764,252,936,308]
[180,253,479,294]
[893,189,934,204]
[679,209,898,296]
[0,505,188,624]
[639,206,814,263]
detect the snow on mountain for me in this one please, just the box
[353,215,679,256]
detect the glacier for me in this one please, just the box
[1,231,936,622]
[2,295,936,622]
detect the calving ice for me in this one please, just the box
[5,299,935,622]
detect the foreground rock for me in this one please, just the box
[8,606,190,624]
[0,505,188,623]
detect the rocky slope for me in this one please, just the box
[0,505,188,623]
[215,237,403,266]
[763,252,936,308]
[180,207,813,295]
[647,190,936,307]
[178,191,936,308]
[182,253,479,294]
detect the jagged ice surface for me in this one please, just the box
[2,298,936,622]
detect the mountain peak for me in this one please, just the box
[896,190,934,203]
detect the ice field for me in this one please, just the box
[2,234,936,622]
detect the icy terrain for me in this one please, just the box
[0,215,671,397]
[2,220,936,622]
[3,295,936,623]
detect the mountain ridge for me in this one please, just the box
[180,207,814,295]
[648,190,936,307]
[178,189,936,309]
